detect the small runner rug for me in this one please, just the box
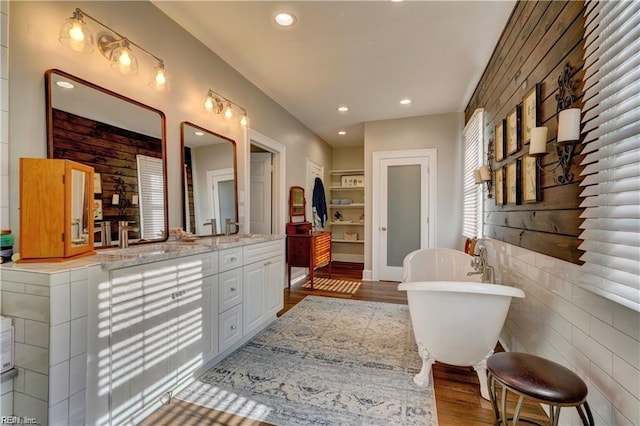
[301,277,361,293]
[176,296,437,425]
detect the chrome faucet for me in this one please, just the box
[94,221,112,246]
[203,218,217,234]
[118,221,139,249]
[225,218,239,237]
[467,246,495,283]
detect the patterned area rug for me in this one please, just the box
[177,296,437,425]
[301,277,362,294]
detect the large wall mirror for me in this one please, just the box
[181,122,238,237]
[46,69,168,247]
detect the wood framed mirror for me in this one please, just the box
[181,122,238,236]
[289,186,306,222]
[45,69,168,247]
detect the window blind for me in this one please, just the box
[462,108,484,239]
[137,154,166,240]
[578,0,640,312]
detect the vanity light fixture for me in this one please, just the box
[527,64,581,184]
[203,89,249,126]
[58,8,170,91]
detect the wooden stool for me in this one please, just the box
[487,352,594,426]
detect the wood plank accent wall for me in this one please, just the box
[51,108,163,241]
[465,1,587,264]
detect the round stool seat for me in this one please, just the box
[487,352,588,404]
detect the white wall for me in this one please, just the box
[7,1,331,246]
[486,239,640,425]
[363,112,464,274]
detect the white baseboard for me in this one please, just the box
[362,269,373,281]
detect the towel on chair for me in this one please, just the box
[312,177,328,228]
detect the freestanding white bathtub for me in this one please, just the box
[398,248,525,400]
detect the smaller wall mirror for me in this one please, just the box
[181,122,238,236]
[289,186,306,221]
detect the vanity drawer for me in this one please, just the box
[218,268,243,312]
[219,247,243,272]
[243,239,284,265]
[219,304,243,353]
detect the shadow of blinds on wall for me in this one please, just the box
[462,108,484,239]
[578,0,640,312]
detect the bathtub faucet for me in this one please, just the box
[468,246,495,283]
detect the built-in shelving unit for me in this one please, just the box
[328,169,365,262]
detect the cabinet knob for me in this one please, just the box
[380,226,387,231]
[230,287,236,292]
[230,325,237,330]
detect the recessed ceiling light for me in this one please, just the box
[337,106,349,112]
[338,131,346,135]
[56,81,75,89]
[194,131,204,136]
[275,12,296,27]
[400,98,412,105]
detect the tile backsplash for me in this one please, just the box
[484,238,639,426]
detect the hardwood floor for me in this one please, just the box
[143,262,549,425]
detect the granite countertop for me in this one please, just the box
[0,234,284,273]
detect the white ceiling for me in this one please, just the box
[153,1,515,147]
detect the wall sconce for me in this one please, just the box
[58,8,170,91]
[527,64,580,185]
[203,89,249,126]
[474,164,493,198]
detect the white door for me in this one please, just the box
[373,149,436,281]
[306,159,324,228]
[250,152,273,234]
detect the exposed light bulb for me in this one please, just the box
[240,114,248,126]
[69,23,85,42]
[149,61,169,91]
[224,103,233,119]
[119,50,131,67]
[155,70,166,85]
[204,96,214,111]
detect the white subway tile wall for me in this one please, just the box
[0,0,7,229]
[0,267,89,425]
[486,238,640,426]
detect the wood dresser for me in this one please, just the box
[286,221,332,289]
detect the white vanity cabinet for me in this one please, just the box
[87,251,218,426]
[217,247,244,353]
[243,240,285,335]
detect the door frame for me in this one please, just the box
[371,148,437,281]
[247,129,286,236]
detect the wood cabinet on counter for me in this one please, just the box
[86,238,285,426]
